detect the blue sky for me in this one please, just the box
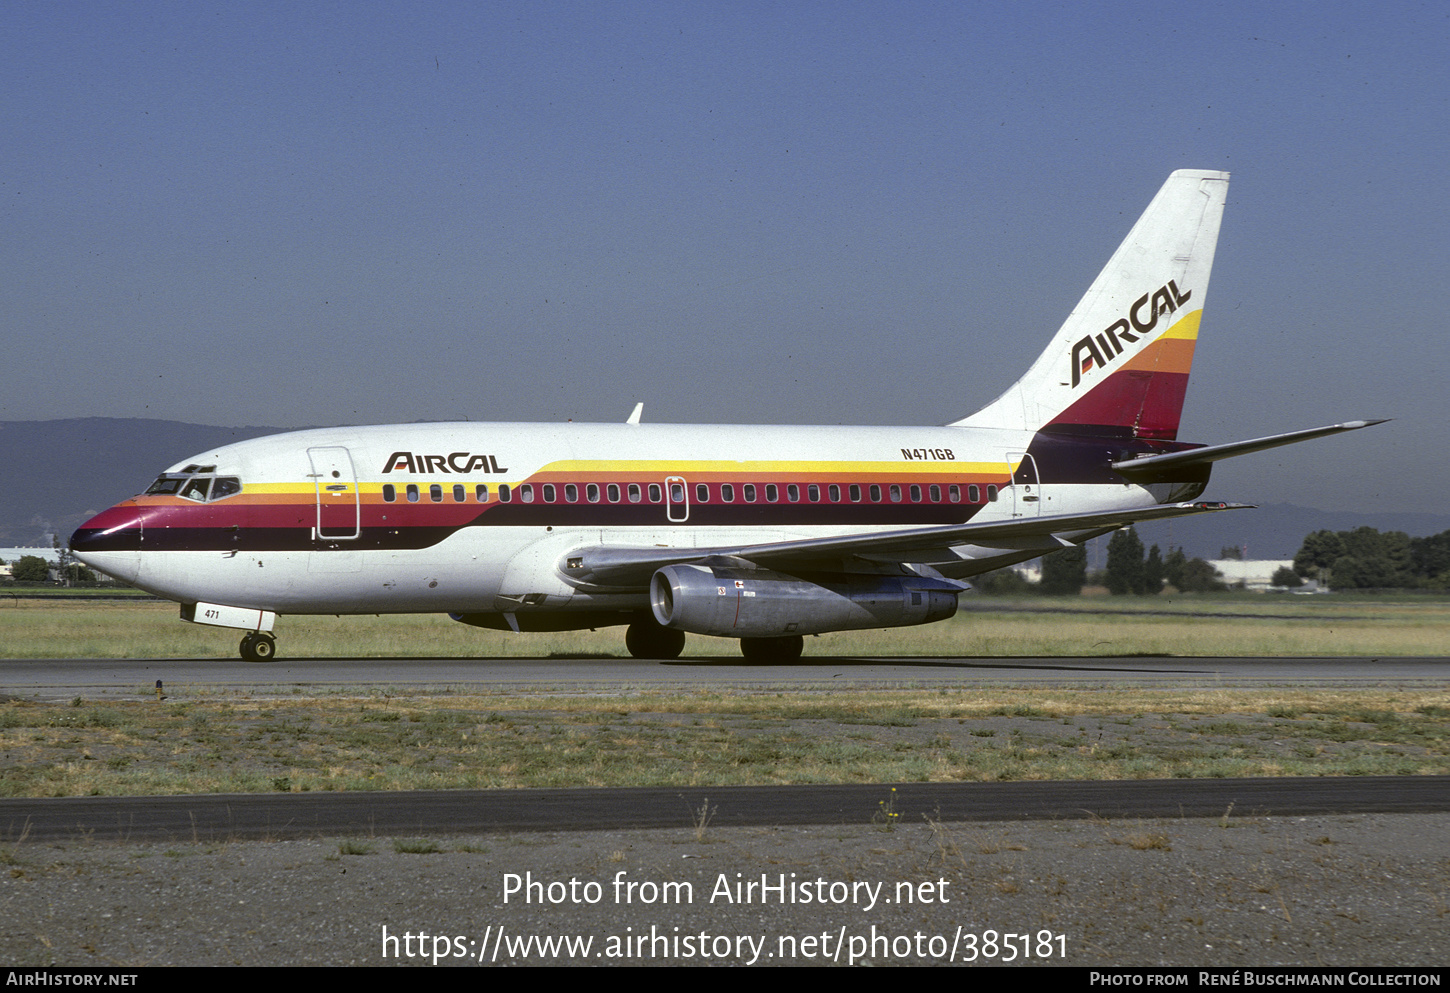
[4,1,1446,512]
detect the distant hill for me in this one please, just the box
[2,418,1446,555]
[0,419,288,545]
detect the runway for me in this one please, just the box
[3,776,1448,843]
[4,654,1448,700]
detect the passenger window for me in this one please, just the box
[520,484,535,503]
[948,484,960,503]
[628,483,641,503]
[565,484,578,503]
[542,484,555,503]
[743,484,756,503]
[383,484,396,503]
[930,484,941,502]
[430,484,443,503]
[909,484,922,502]
[849,484,861,502]
[671,482,685,502]
[721,484,734,502]
[765,484,778,503]
[499,484,512,503]
[476,484,489,502]
[890,485,902,503]
[808,484,820,502]
[407,484,420,503]
[648,483,662,502]
[987,485,998,502]
[607,484,620,503]
[828,484,840,502]
[453,484,466,502]
[586,483,600,503]
[869,484,882,502]
[786,484,799,502]
[695,483,708,502]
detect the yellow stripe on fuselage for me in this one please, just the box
[537,459,1003,476]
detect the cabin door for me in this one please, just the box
[1006,451,1043,518]
[308,446,360,540]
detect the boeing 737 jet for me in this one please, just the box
[70,170,1380,662]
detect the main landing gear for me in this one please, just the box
[739,635,804,664]
[625,618,686,660]
[239,632,277,663]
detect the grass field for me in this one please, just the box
[2,688,1446,798]
[2,597,1446,798]
[2,593,1448,659]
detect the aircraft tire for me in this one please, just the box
[239,633,277,663]
[739,635,804,664]
[625,620,685,660]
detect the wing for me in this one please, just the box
[563,500,1250,589]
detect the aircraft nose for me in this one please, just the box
[70,504,143,584]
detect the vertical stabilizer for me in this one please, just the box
[951,170,1229,439]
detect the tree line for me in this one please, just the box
[975,528,1228,596]
[1293,526,1450,590]
[976,524,1450,595]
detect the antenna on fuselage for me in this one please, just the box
[626,402,644,425]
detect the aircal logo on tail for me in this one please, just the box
[382,452,509,474]
[1070,280,1192,387]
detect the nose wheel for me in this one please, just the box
[239,632,277,662]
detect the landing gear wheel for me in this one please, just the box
[625,620,686,660]
[239,632,277,663]
[739,635,804,664]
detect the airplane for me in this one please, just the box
[70,169,1382,663]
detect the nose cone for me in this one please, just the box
[70,504,143,584]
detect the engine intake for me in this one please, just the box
[650,564,959,638]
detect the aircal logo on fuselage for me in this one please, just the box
[382,452,509,474]
[1070,280,1191,388]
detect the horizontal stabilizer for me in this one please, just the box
[1111,420,1388,475]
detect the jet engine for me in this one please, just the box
[650,563,960,638]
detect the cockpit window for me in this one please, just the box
[147,472,242,502]
[180,478,212,502]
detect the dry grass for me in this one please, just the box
[1,687,1444,798]
[3,594,1449,659]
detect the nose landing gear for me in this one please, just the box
[239,632,277,662]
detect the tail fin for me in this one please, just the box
[951,169,1229,440]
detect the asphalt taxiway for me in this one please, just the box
[4,654,1447,700]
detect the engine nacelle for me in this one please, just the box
[650,564,960,638]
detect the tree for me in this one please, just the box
[1293,527,1413,590]
[1105,527,1145,595]
[1294,530,1344,583]
[1039,545,1087,596]
[1164,547,1189,591]
[972,568,1033,595]
[1271,566,1303,588]
[1143,545,1166,595]
[1177,557,1226,592]
[1410,531,1450,589]
[1219,545,1244,560]
[10,555,51,582]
